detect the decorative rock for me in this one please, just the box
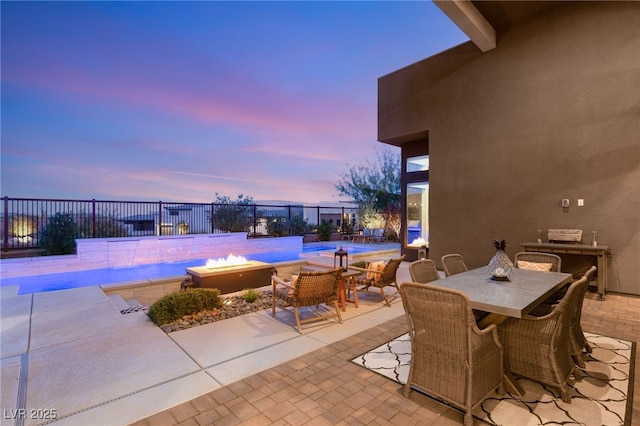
[155,288,275,333]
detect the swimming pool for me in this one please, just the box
[3,244,382,295]
[301,244,378,254]
[302,244,337,252]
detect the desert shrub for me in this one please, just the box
[341,219,355,235]
[289,215,310,236]
[317,220,333,241]
[39,212,78,255]
[385,232,398,242]
[266,216,289,237]
[241,288,260,303]
[148,288,222,326]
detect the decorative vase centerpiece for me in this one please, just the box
[488,239,513,281]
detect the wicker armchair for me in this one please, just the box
[409,259,440,283]
[570,266,597,366]
[271,268,343,333]
[348,256,406,306]
[431,255,489,323]
[441,254,468,277]
[400,282,504,426]
[499,276,588,402]
[514,251,562,272]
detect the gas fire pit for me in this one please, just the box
[185,254,275,294]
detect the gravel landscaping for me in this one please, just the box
[157,289,275,333]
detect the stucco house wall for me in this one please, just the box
[378,2,640,295]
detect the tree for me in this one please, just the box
[359,203,384,230]
[382,203,402,240]
[335,148,400,207]
[211,193,255,233]
[76,209,128,239]
[335,148,401,233]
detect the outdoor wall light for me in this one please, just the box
[418,245,428,260]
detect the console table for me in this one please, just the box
[520,242,610,300]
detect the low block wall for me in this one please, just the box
[101,277,186,306]
[0,233,302,279]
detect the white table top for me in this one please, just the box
[426,267,573,318]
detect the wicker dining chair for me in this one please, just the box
[514,251,562,272]
[271,268,343,333]
[400,282,504,426]
[499,276,588,402]
[441,254,468,277]
[570,266,597,366]
[410,258,489,323]
[409,259,440,283]
[348,255,406,306]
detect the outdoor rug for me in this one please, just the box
[352,332,635,425]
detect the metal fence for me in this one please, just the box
[1,197,359,251]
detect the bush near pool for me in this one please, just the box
[148,288,222,326]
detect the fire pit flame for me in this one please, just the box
[206,253,249,269]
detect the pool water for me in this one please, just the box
[3,244,379,295]
[302,245,338,252]
[302,244,377,254]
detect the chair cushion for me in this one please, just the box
[517,260,553,272]
[366,261,385,279]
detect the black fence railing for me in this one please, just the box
[1,197,359,251]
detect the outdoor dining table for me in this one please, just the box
[431,266,573,319]
[429,266,573,396]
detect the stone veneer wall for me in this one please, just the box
[0,233,303,279]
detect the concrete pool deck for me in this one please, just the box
[0,250,410,425]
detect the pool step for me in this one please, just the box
[108,294,147,315]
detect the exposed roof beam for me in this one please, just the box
[433,0,496,52]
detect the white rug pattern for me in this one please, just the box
[352,332,634,426]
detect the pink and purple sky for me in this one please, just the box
[1,1,467,204]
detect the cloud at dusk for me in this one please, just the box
[1,1,467,203]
